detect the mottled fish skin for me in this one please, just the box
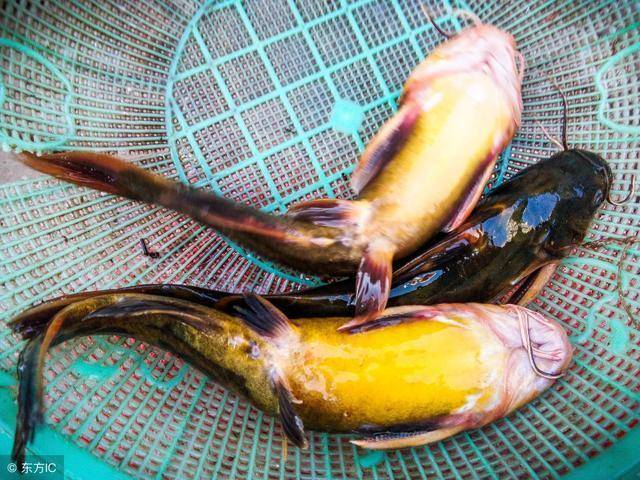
[10,150,612,327]
[16,23,523,324]
[10,295,571,454]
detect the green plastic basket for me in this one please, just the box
[0,0,638,478]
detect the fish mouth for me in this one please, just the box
[439,24,523,127]
[500,305,573,412]
[507,305,573,379]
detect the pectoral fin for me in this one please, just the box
[352,425,465,450]
[271,371,307,448]
[441,153,500,233]
[287,198,368,229]
[392,226,483,281]
[339,242,395,331]
[351,103,421,194]
[344,305,467,334]
[504,262,559,306]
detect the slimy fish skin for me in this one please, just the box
[16,23,522,325]
[270,149,613,317]
[10,294,570,464]
[11,151,611,327]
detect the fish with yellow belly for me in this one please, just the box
[10,294,570,464]
[15,23,523,326]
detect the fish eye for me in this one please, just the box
[594,190,604,205]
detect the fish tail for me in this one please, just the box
[17,151,156,201]
[9,284,228,340]
[12,336,44,469]
[17,151,348,266]
[12,292,309,454]
[10,293,227,463]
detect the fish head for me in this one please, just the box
[563,149,613,205]
[451,24,523,128]
[404,24,523,128]
[485,149,613,257]
[478,304,572,417]
[535,149,612,255]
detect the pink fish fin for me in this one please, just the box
[441,154,499,233]
[341,304,469,334]
[338,242,396,331]
[351,425,466,450]
[501,261,560,306]
[392,226,484,280]
[351,102,422,194]
[287,198,369,230]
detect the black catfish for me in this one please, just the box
[11,149,612,334]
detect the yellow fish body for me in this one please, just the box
[16,25,523,327]
[11,295,570,459]
[358,72,518,257]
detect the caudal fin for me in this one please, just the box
[17,151,153,200]
[9,284,228,340]
[17,152,348,272]
[11,337,45,469]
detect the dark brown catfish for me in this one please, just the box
[12,149,612,334]
[274,148,613,320]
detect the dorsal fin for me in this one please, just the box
[235,294,294,339]
[351,103,422,193]
[343,305,467,334]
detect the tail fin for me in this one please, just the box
[9,284,228,340]
[17,152,347,269]
[18,151,153,200]
[11,337,45,469]
[10,293,221,465]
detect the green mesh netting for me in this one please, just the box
[0,0,638,478]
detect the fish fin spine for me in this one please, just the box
[235,294,295,340]
[351,102,422,194]
[271,370,307,448]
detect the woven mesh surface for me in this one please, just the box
[0,0,638,478]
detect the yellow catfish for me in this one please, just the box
[11,294,570,464]
[16,24,523,326]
